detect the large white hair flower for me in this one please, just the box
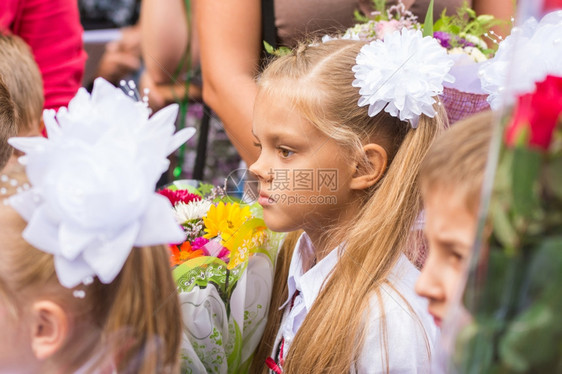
[352,28,454,127]
[8,78,196,288]
[479,11,562,110]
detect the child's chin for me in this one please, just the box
[262,216,295,233]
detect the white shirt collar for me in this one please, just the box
[280,232,340,311]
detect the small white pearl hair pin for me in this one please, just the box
[120,80,152,114]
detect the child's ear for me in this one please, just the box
[350,143,388,190]
[30,300,69,360]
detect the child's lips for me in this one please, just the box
[258,192,273,206]
[428,308,443,327]
[432,315,442,328]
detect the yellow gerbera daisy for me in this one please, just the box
[203,202,252,249]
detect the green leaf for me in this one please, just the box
[354,9,369,23]
[198,182,215,196]
[373,0,386,14]
[527,237,562,300]
[450,24,461,34]
[499,304,560,372]
[453,319,497,372]
[543,156,562,202]
[476,14,495,24]
[433,18,444,31]
[262,42,291,57]
[263,41,274,55]
[491,200,518,250]
[465,7,476,18]
[277,46,291,56]
[226,320,243,373]
[511,147,542,218]
[422,0,435,37]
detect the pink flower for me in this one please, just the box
[375,20,402,39]
[191,237,210,251]
[158,188,202,206]
[217,247,231,262]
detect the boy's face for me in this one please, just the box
[415,186,477,327]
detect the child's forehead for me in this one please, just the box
[422,182,479,216]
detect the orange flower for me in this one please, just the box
[169,242,205,266]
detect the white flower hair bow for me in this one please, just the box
[479,10,562,110]
[352,28,454,127]
[8,78,195,288]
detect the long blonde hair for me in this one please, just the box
[251,39,446,373]
[0,184,182,374]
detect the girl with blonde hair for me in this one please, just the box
[0,78,195,374]
[249,30,452,373]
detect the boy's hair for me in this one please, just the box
[420,110,494,214]
[0,76,17,169]
[0,34,44,134]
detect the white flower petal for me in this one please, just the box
[83,222,140,284]
[168,127,197,155]
[135,195,186,246]
[21,205,61,255]
[174,199,212,223]
[8,190,41,222]
[149,103,179,128]
[8,136,48,155]
[43,109,62,139]
[54,254,95,288]
[59,223,97,260]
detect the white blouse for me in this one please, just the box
[271,233,438,373]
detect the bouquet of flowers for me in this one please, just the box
[450,5,562,373]
[320,0,502,124]
[158,181,285,373]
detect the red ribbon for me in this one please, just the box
[265,357,283,374]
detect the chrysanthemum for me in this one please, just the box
[174,199,212,224]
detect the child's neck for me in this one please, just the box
[302,200,360,271]
[301,230,341,273]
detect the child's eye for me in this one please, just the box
[253,142,262,149]
[448,247,466,264]
[278,147,294,158]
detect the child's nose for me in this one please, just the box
[415,257,444,302]
[249,156,271,182]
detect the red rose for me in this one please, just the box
[542,0,562,13]
[505,75,562,150]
